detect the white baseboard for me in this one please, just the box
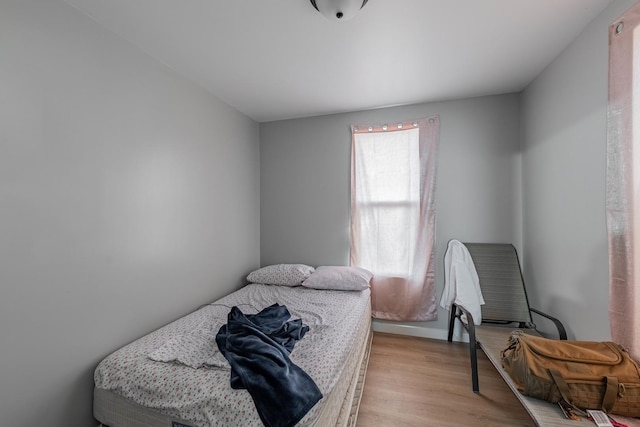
[371,319,469,343]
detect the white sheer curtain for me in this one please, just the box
[607,2,640,361]
[350,117,439,321]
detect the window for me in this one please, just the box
[350,117,439,321]
[352,126,420,277]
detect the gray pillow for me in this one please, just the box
[246,264,315,286]
[302,266,372,291]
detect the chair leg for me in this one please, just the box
[468,323,479,393]
[450,305,480,393]
[447,304,458,342]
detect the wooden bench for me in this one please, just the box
[473,326,640,427]
[474,325,581,426]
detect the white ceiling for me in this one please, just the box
[62,0,612,122]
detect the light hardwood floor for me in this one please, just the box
[356,332,536,427]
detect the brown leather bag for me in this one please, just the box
[501,330,640,417]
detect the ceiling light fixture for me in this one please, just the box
[309,0,369,21]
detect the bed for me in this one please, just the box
[93,265,373,427]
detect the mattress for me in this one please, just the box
[94,283,372,427]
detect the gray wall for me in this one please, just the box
[0,1,260,425]
[260,94,522,336]
[520,0,636,341]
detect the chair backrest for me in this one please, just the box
[463,243,532,324]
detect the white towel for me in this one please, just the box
[440,240,485,338]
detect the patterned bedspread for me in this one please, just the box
[94,284,371,426]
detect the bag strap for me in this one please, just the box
[602,377,619,413]
[548,369,588,416]
[549,369,620,414]
[549,369,575,404]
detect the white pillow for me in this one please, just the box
[246,264,315,286]
[302,266,373,291]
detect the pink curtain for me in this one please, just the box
[607,3,640,362]
[350,116,439,321]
